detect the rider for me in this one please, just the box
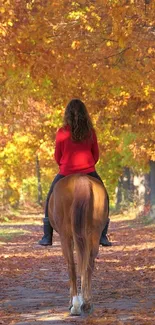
[39,99,112,247]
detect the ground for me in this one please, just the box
[0,209,155,325]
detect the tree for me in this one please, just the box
[0,0,155,210]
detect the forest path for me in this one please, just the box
[0,211,155,325]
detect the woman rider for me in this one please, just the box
[39,98,111,247]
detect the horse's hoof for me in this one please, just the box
[70,306,81,316]
[70,295,82,316]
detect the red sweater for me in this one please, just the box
[54,125,99,175]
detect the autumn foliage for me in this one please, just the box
[0,0,155,210]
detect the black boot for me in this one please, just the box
[100,219,112,246]
[38,218,53,246]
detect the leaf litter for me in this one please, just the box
[0,212,155,325]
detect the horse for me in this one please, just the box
[48,173,109,315]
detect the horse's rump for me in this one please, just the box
[49,174,108,242]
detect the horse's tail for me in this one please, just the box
[71,175,92,275]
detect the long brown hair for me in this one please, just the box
[64,99,93,141]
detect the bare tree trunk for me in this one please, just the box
[36,155,43,206]
[115,167,134,210]
[115,175,123,210]
[144,173,151,206]
[123,167,135,202]
[122,167,130,202]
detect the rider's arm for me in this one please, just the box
[91,129,99,164]
[54,130,62,166]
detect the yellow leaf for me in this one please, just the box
[106,41,111,47]
[0,7,5,13]
[8,21,13,26]
[86,25,93,32]
[71,40,81,50]
[119,37,125,48]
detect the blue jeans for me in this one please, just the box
[45,171,104,219]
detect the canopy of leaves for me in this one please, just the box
[0,0,155,201]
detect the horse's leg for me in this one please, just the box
[81,240,99,314]
[60,237,82,316]
[81,252,95,313]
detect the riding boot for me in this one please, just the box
[38,218,53,246]
[100,218,112,246]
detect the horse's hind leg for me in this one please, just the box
[81,253,95,314]
[61,237,82,316]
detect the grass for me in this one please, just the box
[0,228,30,241]
[137,214,155,226]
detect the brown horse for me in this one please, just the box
[48,173,109,315]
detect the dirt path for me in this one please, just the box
[0,212,155,325]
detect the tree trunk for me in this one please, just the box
[150,160,155,219]
[115,168,135,210]
[36,155,43,206]
[144,173,151,206]
[122,167,134,203]
[133,173,150,214]
[122,167,130,202]
[115,175,123,210]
